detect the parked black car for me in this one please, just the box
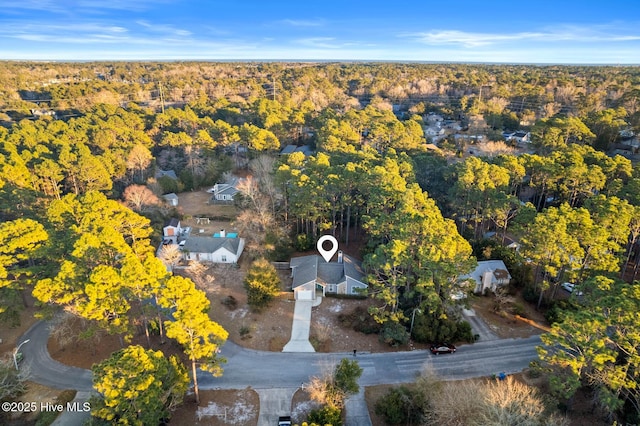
[430,343,456,354]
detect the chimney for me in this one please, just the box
[482,270,493,292]
[337,250,343,263]
[220,229,226,238]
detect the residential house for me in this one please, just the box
[289,252,367,300]
[424,125,445,138]
[162,193,179,207]
[208,178,244,203]
[279,144,314,156]
[31,109,57,119]
[155,169,178,180]
[181,231,245,263]
[163,218,182,244]
[460,260,512,294]
[512,131,531,143]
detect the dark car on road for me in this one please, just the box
[430,343,456,354]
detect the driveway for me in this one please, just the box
[256,388,297,426]
[282,298,320,352]
[345,386,373,425]
[462,308,499,341]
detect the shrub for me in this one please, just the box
[380,321,409,347]
[239,324,253,339]
[412,310,470,344]
[338,306,381,335]
[221,295,238,310]
[511,302,525,317]
[522,285,539,303]
[294,233,312,251]
[454,320,474,343]
[375,386,428,425]
[307,405,342,426]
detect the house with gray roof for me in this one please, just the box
[162,193,179,206]
[182,232,245,263]
[155,169,178,180]
[289,252,367,300]
[460,260,511,294]
[279,144,314,156]
[207,177,245,203]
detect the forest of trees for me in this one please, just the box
[1,61,640,423]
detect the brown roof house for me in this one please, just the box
[289,251,367,301]
[460,260,512,294]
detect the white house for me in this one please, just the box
[182,232,245,263]
[289,252,367,300]
[162,193,179,207]
[460,260,512,294]
[512,131,531,143]
[163,218,182,244]
[424,126,445,137]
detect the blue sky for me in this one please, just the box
[1,0,640,63]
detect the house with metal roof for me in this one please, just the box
[182,231,245,263]
[289,252,367,300]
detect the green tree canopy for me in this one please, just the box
[91,345,188,426]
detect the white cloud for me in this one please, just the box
[135,20,192,37]
[280,19,324,27]
[405,25,640,47]
[294,37,363,49]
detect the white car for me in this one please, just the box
[561,282,583,296]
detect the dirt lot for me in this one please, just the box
[469,291,548,338]
[170,388,259,426]
[174,190,239,237]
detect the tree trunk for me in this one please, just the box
[192,358,200,405]
[346,204,351,247]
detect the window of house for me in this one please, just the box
[221,255,227,262]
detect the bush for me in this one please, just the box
[243,258,281,310]
[511,302,525,317]
[239,325,252,339]
[375,386,427,425]
[307,405,342,426]
[338,307,381,335]
[380,321,409,347]
[453,320,474,343]
[412,310,471,344]
[294,233,313,251]
[522,285,539,303]
[221,295,238,310]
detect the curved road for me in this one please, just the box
[21,320,541,391]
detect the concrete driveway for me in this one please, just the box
[462,308,499,341]
[256,388,297,426]
[282,298,321,352]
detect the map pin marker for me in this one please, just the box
[317,235,338,263]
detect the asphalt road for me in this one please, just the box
[21,320,541,391]
[20,321,93,392]
[20,321,541,425]
[206,335,541,389]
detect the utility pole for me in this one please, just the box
[158,81,165,114]
[13,339,29,370]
